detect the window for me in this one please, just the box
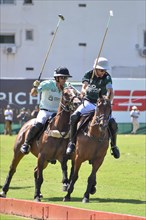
[26,67,34,71]
[0,34,15,44]
[78,3,86,7]
[26,30,33,41]
[0,0,15,4]
[23,0,33,4]
[78,43,87,47]
[144,30,146,47]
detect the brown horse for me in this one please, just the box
[33,86,82,201]
[63,93,112,203]
[0,86,81,198]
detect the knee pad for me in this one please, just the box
[70,112,81,124]
[108,118,118,132]
[34,122,44,131]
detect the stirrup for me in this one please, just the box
[20,143,30,154]
[111,146,120,159]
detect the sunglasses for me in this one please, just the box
[60,76,68,80]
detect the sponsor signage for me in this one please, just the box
[0,79,145,123]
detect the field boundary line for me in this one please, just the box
[0,198,146,220]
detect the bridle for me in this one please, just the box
[59,87,81,113]
[92,97,111,127]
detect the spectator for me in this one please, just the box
[4,105,13,135]
[130,106,140,134]
[31,105,39,118]
[17,107,30,127]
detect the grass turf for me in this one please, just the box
[0,214,33,220]
[0,134,146,217]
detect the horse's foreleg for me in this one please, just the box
[83,157,105,203]
[33,166,42,199]
[34,167,43,202]
[61,156,69,192]
[63,158,82,202]
[0,153,24,197]
[82,171,96,203]
[90,175,97,195]
[34,157,47,202]
[69,159,74,182]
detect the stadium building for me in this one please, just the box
[0,0,145,133]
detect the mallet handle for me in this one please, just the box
[91,10,113,80]
[38,15,64,81]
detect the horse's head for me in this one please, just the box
[95,94,111,130]
[60,86,81,112]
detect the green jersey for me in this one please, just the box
[82,70,113,103]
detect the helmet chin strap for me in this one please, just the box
[55,79,65,91]
[55,76,60,82]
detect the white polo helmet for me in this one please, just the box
[93,57,109,70]
[132,106,137,110]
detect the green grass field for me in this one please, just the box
[0,134,146,218]
[0,214,33,220]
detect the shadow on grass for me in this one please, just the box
[43,197,146,205]
[0,185,33,190]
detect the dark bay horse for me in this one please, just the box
[63,93,112,203]
[33,86,82,201]
[0,86,81,198]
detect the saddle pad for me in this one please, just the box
[47,130,69,139]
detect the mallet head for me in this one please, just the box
[58,14,65,21]
[110,10,113,17]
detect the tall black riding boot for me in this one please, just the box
[20,122,43,154]
[66,112,81,155]
[108,118,120,159]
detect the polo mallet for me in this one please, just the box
[38,14,65,81]
[91,10,113,80]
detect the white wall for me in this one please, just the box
[0,0,145,80]
[112,78,146,123]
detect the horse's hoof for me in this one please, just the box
[63,196,70,202]
[39,193,43,198]
[90,186,96,195]
[34,196,41,202]
[82,197,89,203]
[0,191,6,198]
[62,183,69,192]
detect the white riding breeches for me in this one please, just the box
[73,100,96,115]
[35,109,53,124]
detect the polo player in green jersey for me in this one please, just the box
[66,57,120,159]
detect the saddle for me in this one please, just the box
[77,111,95,134]
[36,113,57,140]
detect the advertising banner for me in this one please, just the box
[0,78,145,123]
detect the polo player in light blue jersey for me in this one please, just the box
[21,67,72,154]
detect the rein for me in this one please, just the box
[84,97,111,142]
[91,114,109,126]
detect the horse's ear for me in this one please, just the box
[98,89,102,98]
[68,83,72,89]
